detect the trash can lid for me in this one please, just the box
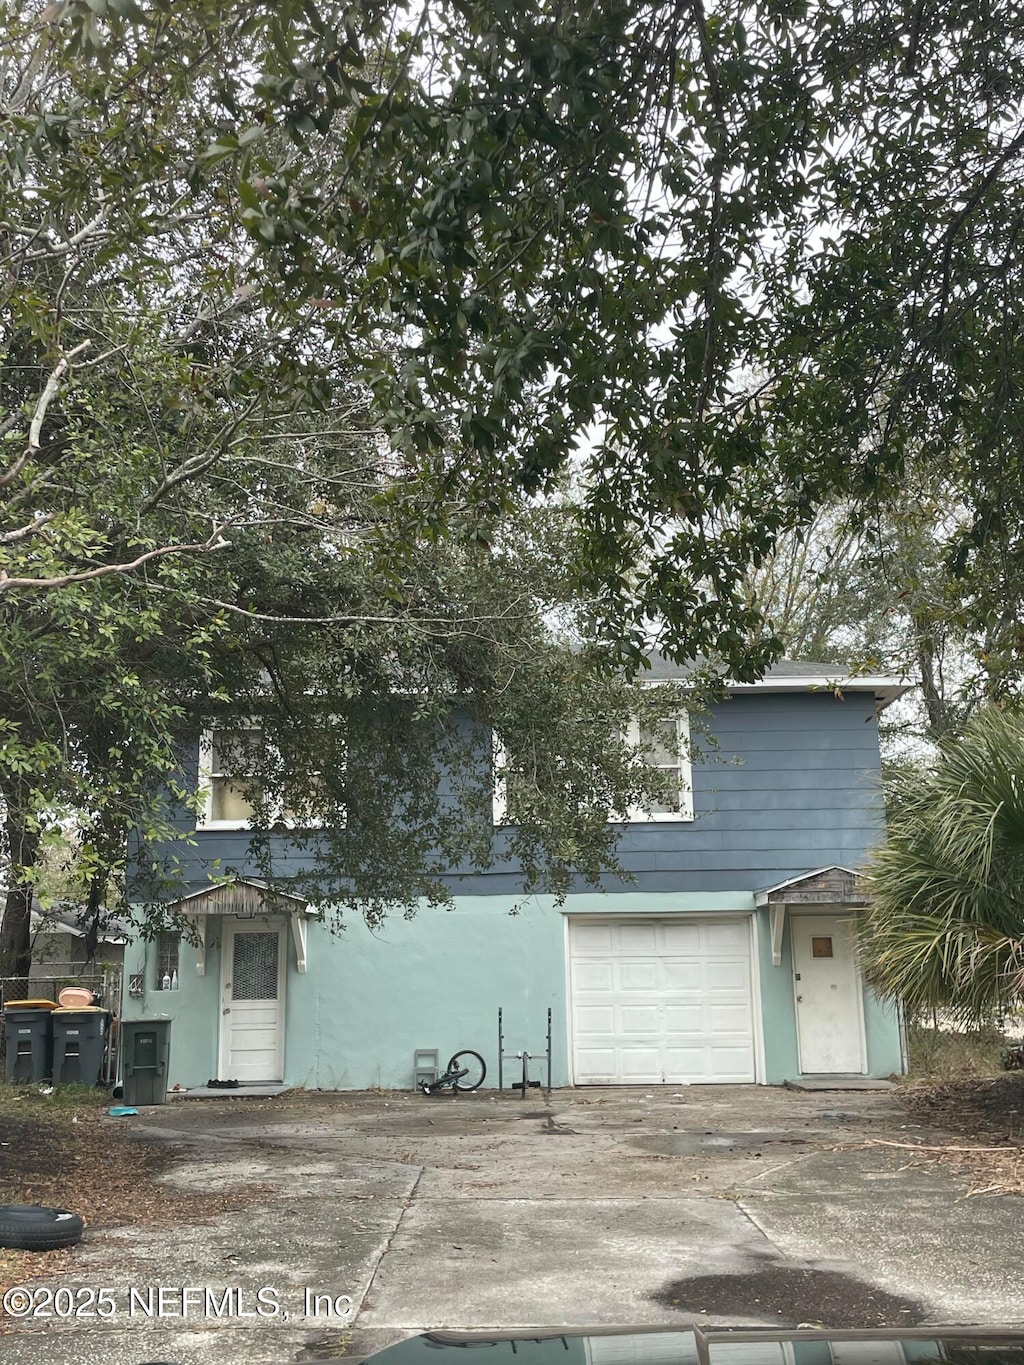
[51,1006,110,1015]
[3,1000,58,1010]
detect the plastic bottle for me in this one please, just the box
[171,969,178,990]
[162,971,171,991]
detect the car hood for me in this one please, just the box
[362,1327,1024,1365]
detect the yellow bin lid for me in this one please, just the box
[3,999,58,1010]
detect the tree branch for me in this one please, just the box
[0,208,110,268]
[935,124,1024,324]
[0,340,93,491]
[0,513,55,546]
[0,529,231,596]
[157,592,529,632]
[139,395,262,514]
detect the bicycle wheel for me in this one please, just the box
[448,1049,486,1092]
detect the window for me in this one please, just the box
[280,775,330,830]
[623,713,694,822]
[490,738,549,826]
[155,931,180,990]
[196,725,336,831]
[197,727,264,828]
[492,739,514,826]
[492,716,694,827]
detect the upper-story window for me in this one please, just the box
[196,725,334,831]
[197,727,264,829]
[492,714,694,827]
[491,739,516,826]
[624,713,694,822]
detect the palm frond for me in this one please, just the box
[858,706,1024,1019]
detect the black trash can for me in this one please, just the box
[3,1004,55,1082]
[121,1017,172,1106]
[51,1007,110,1086]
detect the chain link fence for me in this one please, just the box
[0,967,122,1086]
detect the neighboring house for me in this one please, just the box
[120,661,908,1091]
[30,908,128,980]
[0,891,129,993]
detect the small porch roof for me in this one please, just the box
[166,878,320,975]
[754,865,869,967]
[755,865,868,907]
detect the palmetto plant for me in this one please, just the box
[859,707,1024,1024]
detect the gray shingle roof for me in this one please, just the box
[642,653,908,705]
[646,653,845,680]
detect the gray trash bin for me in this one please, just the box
[3,1004,55,1082]
[121,1017,172,1106]
[52,1007,110,1085]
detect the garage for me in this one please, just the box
[569,916,757,1084]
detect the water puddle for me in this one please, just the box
[650,1265,925,1327]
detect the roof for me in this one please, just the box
[165,878,312,917]
[2,884,136,939]
[754,865,869,906]
[643,654,910,709]
[0,889,131,943]
[28,907,131,944]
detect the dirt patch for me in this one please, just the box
[900,1075,1024,1141]
[650,1266,926,1328]
[0,1096,266,1296]
[872,1078,1024,1197]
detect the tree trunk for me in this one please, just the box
[82,867,105,963]
[0,808,40,981]
[912,609,947,739]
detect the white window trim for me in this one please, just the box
[196,725,332,832]
[197,726,252,831]
[492,737,511,827]
[620,711,695,823]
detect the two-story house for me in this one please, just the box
[119,661,908,1091]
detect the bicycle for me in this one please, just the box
[419,1050,487,1094]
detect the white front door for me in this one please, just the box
[792,913,865,1073]
[219,918,286,1082]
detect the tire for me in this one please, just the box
[0,1204,84,1251]
[448,1050,486,1092]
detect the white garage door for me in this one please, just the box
[570,917,756,1084]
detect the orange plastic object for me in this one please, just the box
[57,987,96,1008]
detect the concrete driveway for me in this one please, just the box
[4,1085,1022,1364]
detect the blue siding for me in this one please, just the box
[133,691,884,898]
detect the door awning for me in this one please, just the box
[754,865,869,966]
[166,878,319,975]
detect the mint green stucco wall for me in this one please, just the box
[122,932,221,1089]
[863,981,905,1077]
[124,897,570,1090]
[123,892,904,1090]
